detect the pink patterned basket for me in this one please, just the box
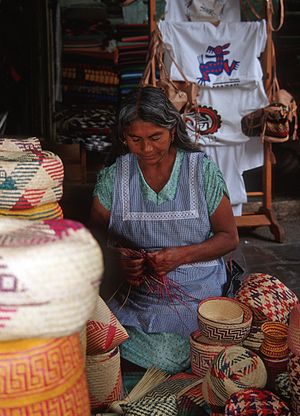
[235,273,298,324]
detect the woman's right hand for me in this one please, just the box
[116,248,146,287]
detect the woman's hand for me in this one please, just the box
[146,247,184,277]
[116,248,146,287]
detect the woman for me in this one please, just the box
[90,86,239,374]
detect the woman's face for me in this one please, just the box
[123,120,174,166]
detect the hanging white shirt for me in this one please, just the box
[158,20,266,88]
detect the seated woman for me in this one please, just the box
[89,86,239,374]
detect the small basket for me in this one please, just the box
[260,322,289,359]
[288,304,300,355]
[197,297,253,344]
[198,297,244,324]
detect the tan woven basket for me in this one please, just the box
[0,218,103,339]
[0,136,42,152]
[0,202,63,220]
[198,297,244,324]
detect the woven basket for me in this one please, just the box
[190,330,229,378]
[86,347,123,411]
[86,296,129,354]
[260,321,289,359]
[0,333,90,415]
[0,136,42,152]
[263,355,289,391]
[197,297,253,344]
[224,388,292,415]
[288,304,300,355]
[0,150,64,189]
[198,297,244,324]
[0,218,103,339]
[275,372,291,402]
[202,346,267,408]
[0,202,63,220]
[242,322,265,352]
[235,273,298,324]
[0,183,63,210]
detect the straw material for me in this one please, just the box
[0,333,90,414]
[0,218,103,339]
[242,322,264,352]
[263,355,289,391]
[86,347,123,411]
[86,296,129,354]
[202,346,267,408]
[235,273,298,324]
[0,202,63,220]
[0,183,63,210]
[288,303,300,355]
[275,372,291,401]
[287,353,300,406]
[0,150,64,189]
[190,330,229,378]
[198,297,244,324]
[260,322,289,359]
[197,298,253,345]
[224,388,292,415]
[0,136,42,152]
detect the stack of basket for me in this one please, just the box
[0,136,64,220]
[85,296,129,413]
[287,303,300,415]
[190,296,253,379]
[0,217,103,415]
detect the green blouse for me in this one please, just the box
[93,149,228,216]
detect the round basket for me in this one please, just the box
[242,322,264,352]
[224,388,292,415]
[0,136,42,152]
[263,355,289,391]
[260,321,289,359]
[235,273,298,324]
[197,297,253,344]
[0,202,63,220]
[288,304,300,355]
[86,347,123,411]
[0,218,103,339]
[198,297,244,324]
[190,330,229,378]
[202,346,267,408]
[275,372,291,402]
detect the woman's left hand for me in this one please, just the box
[146,247,184,277]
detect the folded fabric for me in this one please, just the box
[87,296,128,354]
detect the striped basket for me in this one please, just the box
[86,296,129,354]
[275,372,291,402]
[224,388,292,415]
[190,330,230,378]
[0,136,42,152]
[86,347,123,411]
[0,150,64,189]
[260,322,289,359]
[242,321,265,352]
[0,333,90,415]
[263,355,289,391]
[288,303,300,355]
[202,346,267,408]
[197,297,253,345]
[0,202,63,220]
[235,273,298,324]
[0,218,103,339]
[287,353,300,413]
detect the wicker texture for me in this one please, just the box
[0,136,42,152]
[224,388,291,415]
[86,296,129,354]
[235,273,298,324]
[260,321,289,359]
[288,303,300,355]
[198,297,244,324]
[202,346,267,408]
[0,202,63,220]
[263,356,289,391]
[86,347,123,411]
[287,353,300,414]
[0,218,103,339]
[275,372,291,402]
[0,333,90,415]
[242,321,264,352]
[197,297,253,344]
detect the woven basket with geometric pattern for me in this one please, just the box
[288,304,300,355]
[0,202,63,220]
[0,136,42,152]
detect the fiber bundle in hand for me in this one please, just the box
[0,218,103,339]
[235,273,298,324]
[202,346,267,409]
[0,333,90,415]
[86,296,128,354]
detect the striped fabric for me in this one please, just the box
[0,202,63,220]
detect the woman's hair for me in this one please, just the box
[106,86,200,164]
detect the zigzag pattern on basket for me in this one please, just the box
[198,322,250,342]
[87,296,128,354]
[0,151,64,190]
[0,184,63,210]
[0,202,63,220]
[0,137,42,153]
[235,273,298,324]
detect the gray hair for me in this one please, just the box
[117,86,200,153]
